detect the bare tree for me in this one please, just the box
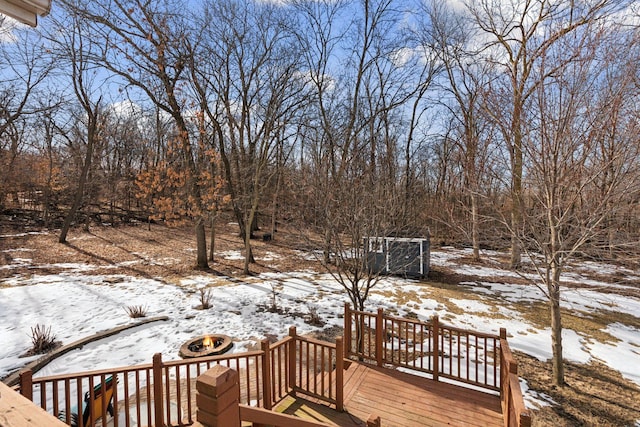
[74,0,213,268]
[468,0,617,268]
[293,0,433,309]
[0,28,52,210]
[428,0,498,260]
[519,22,640,386]
[43,2,106,243]
[190,0,306,274]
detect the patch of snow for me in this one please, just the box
[218,250,244,260]
[261,251,282,261]
[0,257,33,269]
[0,231,48,238]
[588,323,640,386]
[0,246,639,399]
[520,379,557,408]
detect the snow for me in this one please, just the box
[520,379,557,408]
[1,246,639,411]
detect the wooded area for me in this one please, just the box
[1,0,639,386]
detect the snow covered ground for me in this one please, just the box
[1,239,639,414]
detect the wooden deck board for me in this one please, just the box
[274,362,503,427]
[0,382,69,427]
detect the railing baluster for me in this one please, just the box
[186,362,192,423]
[52,379,59,418]
[254,353,260,405]
[39,378,46,412]
[475,335,479,383]
[76,377,84,427]
[145,368,152,426]
[123,372,130,427]
[101,374,108,427]
[63,379,71,424]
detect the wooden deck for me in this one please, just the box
[0,381,69,427]
[274,362,503,427]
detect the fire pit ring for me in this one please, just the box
[179,334,233,358]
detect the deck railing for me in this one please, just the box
[161,349,265,424]
[18,306,529,427]
[345,304,501,391]
[289,327,344,410]
[344,304,531,427]
[500,337,532,427]
[18,327,343,427]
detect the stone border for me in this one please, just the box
[2,315,169,387]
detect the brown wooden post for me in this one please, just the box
[260,339,273,410]
[504,384,512,427]
[500,328,507,339]
[288,326,297,393]
[196,365,241,427]
[152,353,164,427]
[335,337,344,412]
[366,414,381,427]
[375,308,384,366]
[520,412,532,427]
[344,303,351,359]
[432,315,439,381]
[19,369,33,400]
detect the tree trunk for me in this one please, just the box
[209,214,216,262]
[195,218,209,270]
[549,267,564,386]
[510,156,523,268]
[471,192,480,262]
[270,161,282,239]
[243,231,253,275]
[323,227,332,265]
[509,87,524,270]
[59,128,96,244]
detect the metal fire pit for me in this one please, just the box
[178,334,233,358]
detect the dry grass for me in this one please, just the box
[1,221,640,425]
[0,221,321,282]
[515,351,640,427]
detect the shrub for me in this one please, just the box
[306,304,323,326]
[269,283,280,313]
[124,305,148,318]
[197,287,213,310]
[30,324,57,354]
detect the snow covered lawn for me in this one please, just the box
[1,232,639,423]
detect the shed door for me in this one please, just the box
[387,241,421,276]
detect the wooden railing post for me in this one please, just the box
[261,339,272,410]
[288,326,297,393]
[500,328,507,340]
[432,315,439,381]
[19,369,32,401]
[196,365,240,427]
[375,308,384,366]
[504,382,512,427]
[367,414,381,427]
[336,337,344,412]
[520,413,532,427]
[152,353,164,427]
[344,303,351,359]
